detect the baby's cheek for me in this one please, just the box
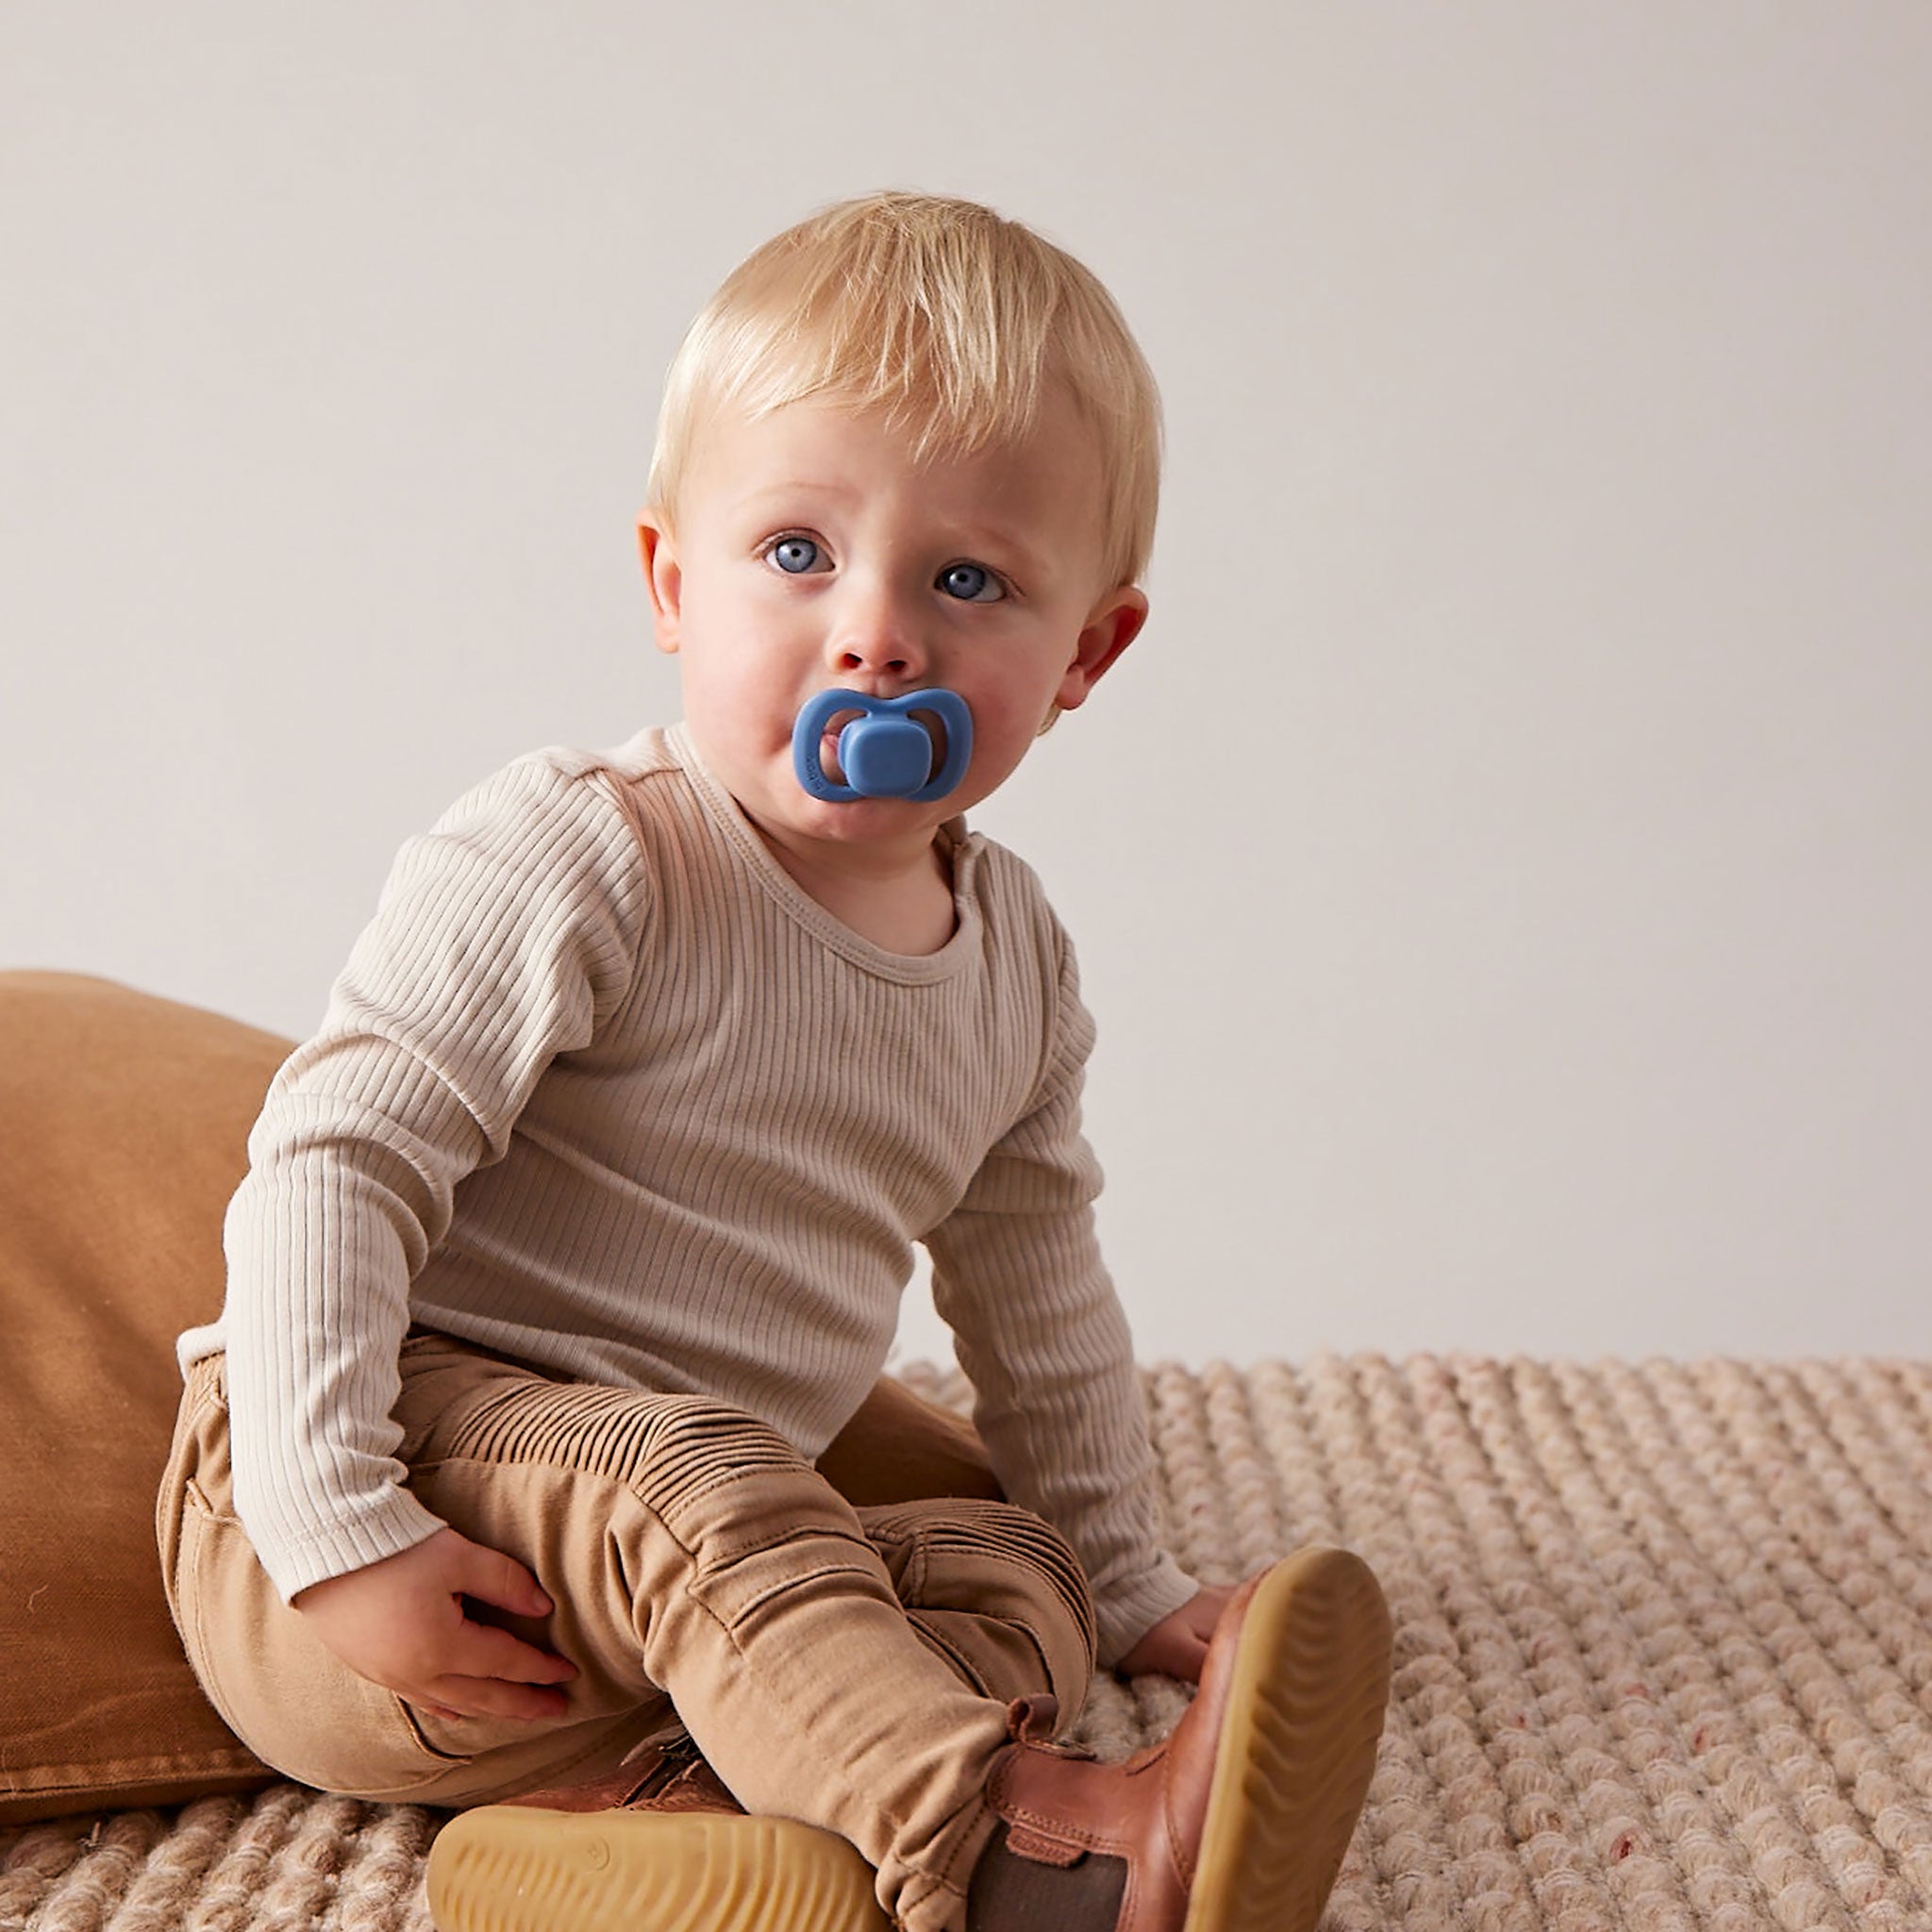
[980,702,1055,768]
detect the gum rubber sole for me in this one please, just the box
[1183,1546,1393,1932]
[425,1807,889,1932]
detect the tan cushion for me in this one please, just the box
[1,973,287,1822]
[0,971,995,1824]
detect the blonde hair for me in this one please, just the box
[647,192,1161,589]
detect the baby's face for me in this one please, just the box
[640,385,1144,866]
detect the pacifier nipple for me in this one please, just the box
[792,689,974,803]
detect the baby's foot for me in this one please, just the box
[425,1734,886,1932]
[969,1546,1392,1932]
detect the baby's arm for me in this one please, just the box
[929,1187,1197,1666]
[220,754,650,1617]
[925,921,1198,1667]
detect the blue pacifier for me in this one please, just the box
[791,689,974,803]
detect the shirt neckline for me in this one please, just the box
[665,723,982,984]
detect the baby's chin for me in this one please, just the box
[736,776,952,853]
[793,796,953,845]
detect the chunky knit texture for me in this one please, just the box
[182,725,1189,1654]
[15,1354,1932,1931]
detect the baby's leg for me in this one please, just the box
[162,1333,1084,1851]
[432,1549,1395,1932]
[252,1333,1088,1927]
[406,1393,1085,1928]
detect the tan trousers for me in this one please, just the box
[158,1334,1097,1932]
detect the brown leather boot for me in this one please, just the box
[967,1546,1392,1932]
[500,1727,745,1816]
[427,1730,888,1932]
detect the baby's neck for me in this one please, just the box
[758,828,958,957]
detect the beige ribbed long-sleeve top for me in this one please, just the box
[182,724,1193,1662]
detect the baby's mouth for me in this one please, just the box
[817,708,948,790]
[818,708,863,787]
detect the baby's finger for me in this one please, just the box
[428,1673,575,1723]
[454,1615,579,1688]
[447,1537,556,1622]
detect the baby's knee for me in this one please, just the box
[865,1499,1097,1707]
[608,1396,890,1589]
[619,1394,814,1506]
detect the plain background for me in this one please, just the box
[5,5,1926,1367]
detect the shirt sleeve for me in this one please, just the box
[219,752,650,1600]
[923,923,1197,1665]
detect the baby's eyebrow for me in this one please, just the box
[734,479,862,514]
[945,524,1054,579]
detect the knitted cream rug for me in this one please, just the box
[8,1356,1932,1932]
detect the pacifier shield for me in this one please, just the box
[792,689,974,803]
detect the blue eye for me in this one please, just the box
[939,562,1003,603]
[769,537,822,575]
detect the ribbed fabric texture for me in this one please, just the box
[183,724,1192,1659]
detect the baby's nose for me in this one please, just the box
[823,572,927,688]
[829,606,926,683]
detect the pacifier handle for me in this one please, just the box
[792,689,974,803]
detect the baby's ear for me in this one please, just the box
[637,512,683,651]
[1057,585,1148,712]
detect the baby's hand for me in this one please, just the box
[1115,1584,1236,1684]
[292,1527,578,1723]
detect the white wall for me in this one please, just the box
[5,4,1927,1365]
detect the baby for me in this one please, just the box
[159,192,1391,1932]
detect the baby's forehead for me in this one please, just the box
[697,380,1091,475]
[696,403,1091,524]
